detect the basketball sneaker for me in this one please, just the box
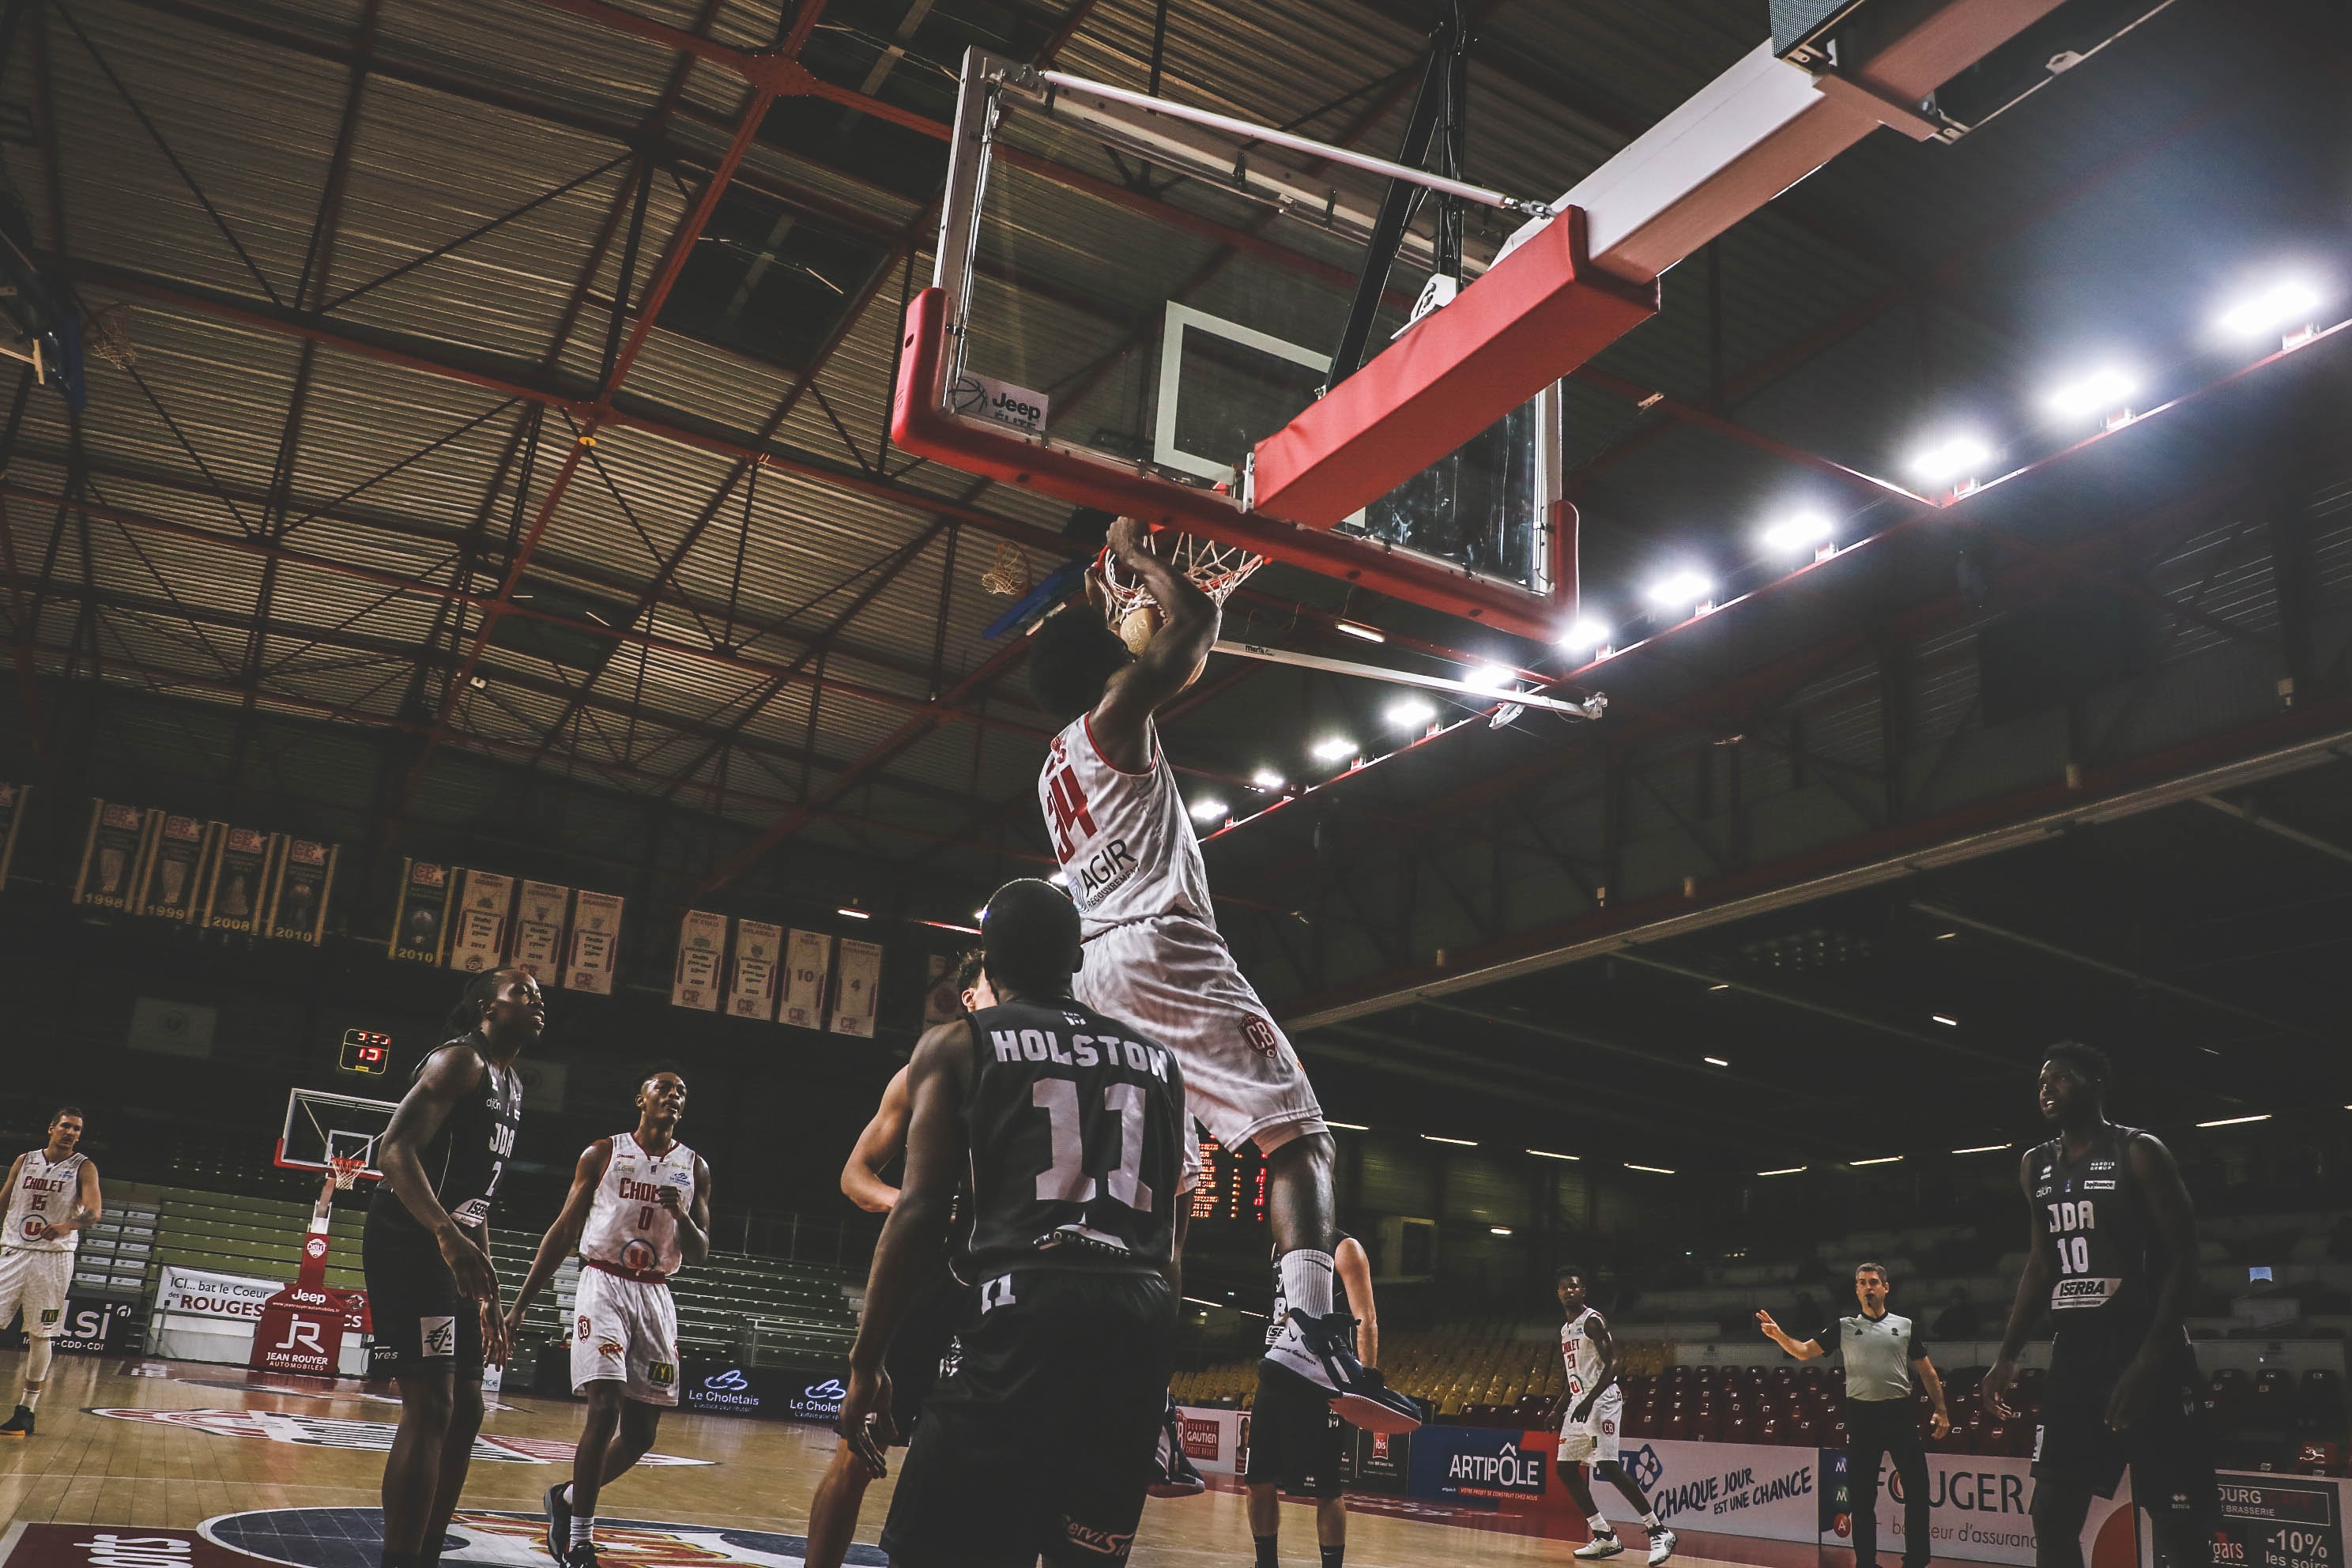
[1574,1532,1624,1559]
[1648,1527,1678,1566]
[562,1545,599,1568]
[0,1404,32,1438]
[543,1483,571,1562]
[1148,1394,1207,1498]
[1260,1309,1421,1434]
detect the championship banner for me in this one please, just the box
[830,937,882,1037]
[671,909,727,1010]
[140,812,214,921]
[781,929,832,1029]
[200,826,281,934]
[564,888,624,994]
[389,858,454,963]
[0,780,27,890]
[447,868,517,972]
[512,880,571,980]
[73,797,156,910]
[922,952,965,1025]
[266,839,339,944]
[729,918,782,1020]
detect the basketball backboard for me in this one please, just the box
[277,1088,398,1182]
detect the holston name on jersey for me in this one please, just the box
[988,1025,1173,1080]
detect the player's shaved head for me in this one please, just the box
[981,878,1084,1001]
[1027,605,1133,722]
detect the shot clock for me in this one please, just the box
[338,1028,392,1077]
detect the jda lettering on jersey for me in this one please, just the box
[582,1133,696,1280]
[4,1152,88,1252]
[2031,1126,2156,1318]
[1036,717,1215,938]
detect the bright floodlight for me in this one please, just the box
[2044,367,2135,419]
[1761,512,1833,555]
[1310,736,1357,763]
[1909,435,1992,484]
[2216,279,2323,338]
[1189,797,1227,823]
[1464,663,1516,692]
[1558,616,1611,652]
[1250,767,1286,791]
[1334,620,1385,643]
[1385,696,1437,729]
[1642,570,1710,612]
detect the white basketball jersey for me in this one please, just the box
[1038,713,1214,940]
[4,1151,87,1253]
[1561,1307,1608,1400]
[579,1133,695,1280]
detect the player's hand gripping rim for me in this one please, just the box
[835,1365,897,1479]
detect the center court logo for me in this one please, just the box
[195,1508,888,1568]
[85,1409,710,1467]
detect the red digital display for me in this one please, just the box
[339,1029,392,1076]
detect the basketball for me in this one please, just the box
[1118,602,1160,654]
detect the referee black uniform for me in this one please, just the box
[1816,1310,1934,1568]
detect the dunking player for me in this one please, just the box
[1246,1231,1378,1568]
[802,952,995,1568]
[1028,516,1415,1434]
[1550,1267,1675,1566]
[837,878,1188,1566]
[365,968,537,1568]
[1983,1042,2218,1568]
[507,1071,711,1568]
[0,1106,101,1438]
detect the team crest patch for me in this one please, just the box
[598,1339,627,1359]
[648,1363,676,1388]
[420,1317,457,1356]
[40,1306,62,1325]
[194,1507,876,1566]
[1241,1016,1280,1059]
[576,1315,591,1340]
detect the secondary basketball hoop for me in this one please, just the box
[277,1087,397,1185]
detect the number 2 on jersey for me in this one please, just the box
[1033,1079,1153,1211]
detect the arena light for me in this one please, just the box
[1951,1143,2012,1155]
[1464,662,1517,692]
[1421,1133,1477,1146]
[1643,569,1711,615]
[1849,1155,1903,1166]
[1757,1166,1806,1177]
[1385,696,1437,730]
[1326,1120,1369,1131]
[2196,1113,2271,1128]
[1334,620,1385,643]
[1558,616,1611,654]
[1703,1055,1730,1067]
[1931,1013,1959,1027]
[2043,366,2135,420]
[836,906,871,920]
[2215,278,2323,339]
[1490,1226,1513,1236]
[1907,434,1992,484]
[1310,736,1359,763]
[1625,1163,1676,1175]
[1760,511,1833,556]
[1189,797,1227,824]
[1933,930,1958,940]
[1526,1148,1580,1161]
[1250,767,1287,791]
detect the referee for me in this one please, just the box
[1758,1262,1951,1568]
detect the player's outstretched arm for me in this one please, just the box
[379,1044,498,1299]
[1755,1309,1822,1359]
[1091,516,1217,768]
[1984,1149,2052,1415]
[508,1139,613,1328]
[840,1067,911,1214]
[841,1021,971,1476]
[1336,1234,1378,1370]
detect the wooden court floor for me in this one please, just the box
[0,1349,1890,1568]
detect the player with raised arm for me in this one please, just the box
[1027,516,1416,1435]
[364,968,537,1568]
[1982,1042,2217,1568]
[1549,1267,1674,1566]
[507,1071,711,1568]
[0,1107,101,1438]
[835,878,1189,1568]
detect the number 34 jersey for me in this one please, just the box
[2029,1123,2162,1327]
[959,997,1187,1280]
[581,1132,696,1280]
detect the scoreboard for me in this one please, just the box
[1190,1137,1268,1223]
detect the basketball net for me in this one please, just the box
[326,1155,368,1192]
[1097,533,1265,650]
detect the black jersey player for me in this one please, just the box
[838,879,1188,1568]
[365,967,537,1568]
[1983,1042,2216,1568]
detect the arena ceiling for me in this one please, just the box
[2,0,2348,1167]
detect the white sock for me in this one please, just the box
[571,1518,594,1548]
[19,1385,41,1412]
[1279,1250,1336,1321]
[561,1484,576,1510]
[1588,1514,1613,1536]
[1643,1513,1662,1530]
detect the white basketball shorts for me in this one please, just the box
[0,1246,74,1340]
[571,1265,680,1406]
[1559,1389,1625,1464]
[1076,914,1325,1181]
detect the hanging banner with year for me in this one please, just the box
[781,929,832,1030]
[0,781,28,891]
[729,919,782,1020]
[388,858,454,963]
[830,938,883,1037]
[74,799,156,910]
[202,826,281,935]
[447,869,516,972]
[564,889,624,994]
[139,813,214,922]
[671,909,727,1010]
[265,839,339,944]
[511,881,571,980]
